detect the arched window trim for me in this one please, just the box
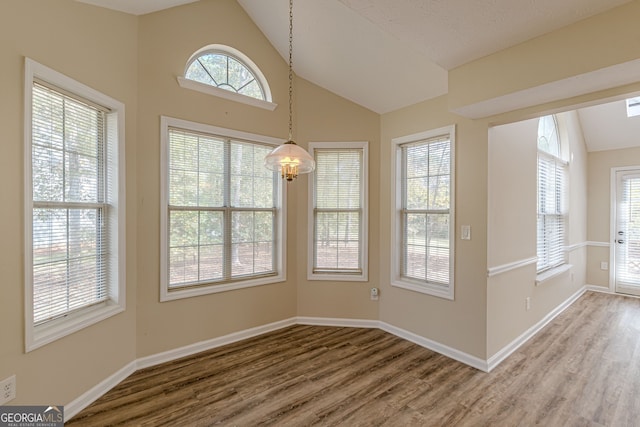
[537,115,562,159]
[177,44,277,111]
[536,114,570,283]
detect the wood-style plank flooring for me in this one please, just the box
[68,292,640,426]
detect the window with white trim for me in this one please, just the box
[626,96,640,118]
[160,117,285,301]
[537,115,567,273]
[308,142,368,281]
[25,58,125,351]
[186,50,264,100]
[177,45,276,111]
[391,126,455,300]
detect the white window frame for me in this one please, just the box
[24,58,126,352]
[307,141,369,282]
[536,115,568,283]
[626,96,640,118]
[160,116,286,301]
[177,44,277,111]
[391,125,455,300]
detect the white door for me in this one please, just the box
[614,170,640,297]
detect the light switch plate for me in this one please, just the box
[461,225,471,240]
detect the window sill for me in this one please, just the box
[177,77,278,111]
[535,264,572,286]
[161,274,286,302]
[391,278,454,300]
[27,300,125,352]
[308,272,368,282]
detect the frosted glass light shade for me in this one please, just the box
[264,141,315,181]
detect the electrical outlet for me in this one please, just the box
[525,297,531,311]
[370,287,379,301]
[600,262,609,271]
[0,375,16,404]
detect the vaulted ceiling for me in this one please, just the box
[77,0,640,150]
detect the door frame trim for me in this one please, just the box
[610,166,640,294]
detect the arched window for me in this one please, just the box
[177,45,275,110]
[537,115,560,157]
[537,115,567,275]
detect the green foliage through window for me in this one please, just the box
[167,128,278,288]
[31,83,109,324]
[401,137,451,285]
[185,51,265,101]
[312,148,364,274]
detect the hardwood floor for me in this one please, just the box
[67,292,640,426]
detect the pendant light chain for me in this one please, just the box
[288,0,294,142]
[263,0,315,181]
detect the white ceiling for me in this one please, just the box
[79,0,632,114]
[337,0,632,71]
[578,99,640,152]
[237,0,448,114]
[77,0,640,151]
[77,0,199,15]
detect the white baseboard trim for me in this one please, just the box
[585,284,614,294]
[65,360,137,421]
[67,293,594,420]
[137,317,297,370]
[299,317,488,371]
[486,286,586,372]
[66,318,296,420]
[379,322,489,372]
[296,316,379,328]
[587,284,640,299]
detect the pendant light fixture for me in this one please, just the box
[264,0,315,182]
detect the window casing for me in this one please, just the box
[391,126,455,300]
[177,44,276,111]
[537,115,567,274]
[24,58,125,351]
[160,117,285,301]
[626,96,640,118]
[308,142,368,281]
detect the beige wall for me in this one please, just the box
[1,0,382,406]
[487,118,538,268]
[587,147,640,287]
[449,1,640,112]
[295,79,381,320]
[135,0,381,356]
[380,96,489,359]
[135,0,299,358]
[4,0,640,409]
[0,0,138,405]
[486,111,587,356]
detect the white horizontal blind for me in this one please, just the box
[167,128,277,288]
[401,136,451,285]
[537,152,566,272]
[31,82,108,324]
[615,174,640,285]
[313,148,363,274]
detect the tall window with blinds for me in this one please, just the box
[392,126,455,300]
[30,83,109,324]
[536,115,567,273]
[308,142,368,281]
[160,118,284,300]
[25,58,125,351]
